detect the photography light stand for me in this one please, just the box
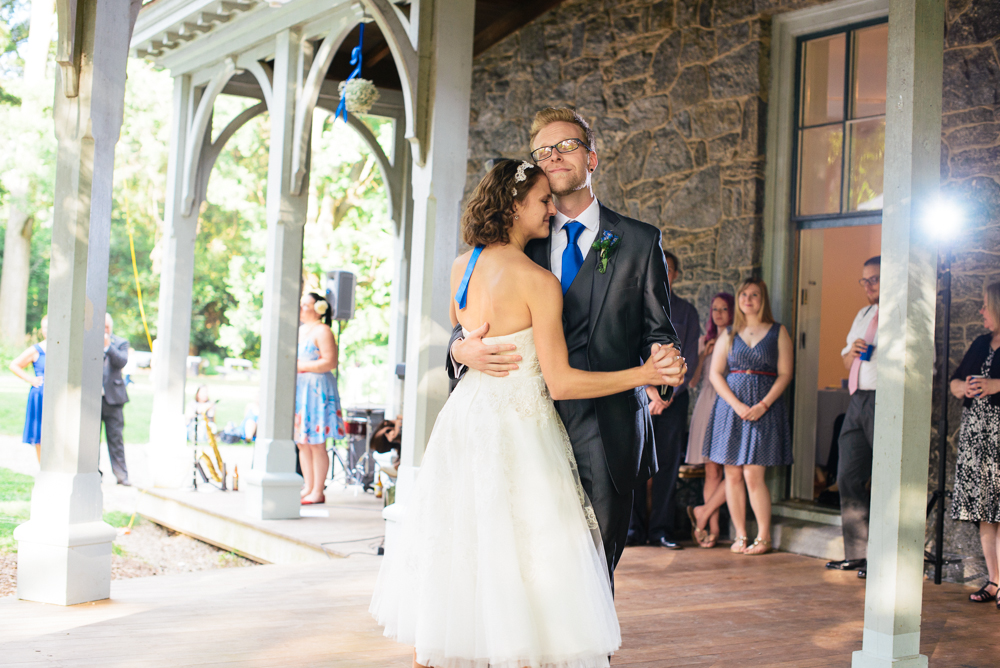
[925,249,955,585]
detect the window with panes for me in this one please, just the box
[793,20,888,227]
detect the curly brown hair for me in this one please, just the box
[461,159,545,247]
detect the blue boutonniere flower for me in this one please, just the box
[592,230,620,274]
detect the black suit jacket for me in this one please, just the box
[103,335,130,406]
[446,203,681,492]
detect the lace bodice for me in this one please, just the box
[459,326,549,418]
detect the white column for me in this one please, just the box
[244,29,309,520]
[852,1,943,666]
[14,0,137,606]
[384,0,475,549]
[388,118,413,418]
[148,74,199,487]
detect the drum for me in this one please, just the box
[344,418,367,436]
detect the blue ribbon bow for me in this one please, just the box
[335,23,365,123]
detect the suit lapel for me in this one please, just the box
[588,204,625,342]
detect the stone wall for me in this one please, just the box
[931,0,1000,580]
[464,0,1000,576]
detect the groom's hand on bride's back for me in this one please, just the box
[452,322,522,377]
[651,342,687,386]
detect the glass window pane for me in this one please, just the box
[801,34,846,126]
[847,117,885,212]
[852,24,888,118]
[798,125,844,216]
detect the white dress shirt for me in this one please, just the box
[841,304,879,391]
[549,197,601,281]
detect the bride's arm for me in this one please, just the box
[529,272,668,400]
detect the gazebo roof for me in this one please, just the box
[132,0,568,87]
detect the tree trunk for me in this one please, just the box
[0,201,34,345]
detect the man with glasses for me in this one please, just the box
[826,255,880,579]
[447,107,686,587]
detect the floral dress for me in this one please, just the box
[294,337,346,444]
[951,347,1000,523]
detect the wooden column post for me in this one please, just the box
[14,0,140,606]
[852,1,943,666]
[244,29,309,520]
[382,0,475,551]
[148,73,199,486]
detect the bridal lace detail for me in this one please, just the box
[370,326,619,668]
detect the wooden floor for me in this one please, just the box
[2,546,998,667]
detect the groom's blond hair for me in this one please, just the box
[530,108,596,151]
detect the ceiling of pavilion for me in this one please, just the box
[326,0,568,90]
[137,0,567,91]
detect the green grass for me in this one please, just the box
[0,372,260,446]
[0,468,34,553]
[0,470,146,554]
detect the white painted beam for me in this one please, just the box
[852,1,944,666]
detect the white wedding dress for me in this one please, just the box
[370,327,621,668]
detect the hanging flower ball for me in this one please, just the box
[338,78,380,115]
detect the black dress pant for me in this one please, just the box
[555,397,633,593]
[629,391,689,543]
[101,398,129,484]
[838,390,876,560]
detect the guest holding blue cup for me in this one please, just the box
[950,281,1000,606]
[826,256,880,579]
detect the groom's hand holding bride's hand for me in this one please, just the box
[452,322,522,377]
[651,342,687,387]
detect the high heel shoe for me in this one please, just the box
[970,581,997,603]
[730,535,748,553]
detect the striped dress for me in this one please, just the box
[704,324,793,467]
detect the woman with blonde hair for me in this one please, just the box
[704,278,793,555]
[295,291,346,505]
[949,282,1000,606]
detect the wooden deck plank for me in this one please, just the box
[2,546,999,666]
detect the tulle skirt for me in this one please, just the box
[370,369,620,668]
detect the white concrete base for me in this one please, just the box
[13,470,116,605]
[382,502,403,555]
[14,521,117,605]
[852,651,928,668]
[243,470,303,520]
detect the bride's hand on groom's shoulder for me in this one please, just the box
[452,322,522,377]
[650,342,687,387]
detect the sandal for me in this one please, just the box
[743,536,772,555]
[687,506,708,545]
[700,533,717,549]
[970,581,998,603]
[730,535,748,553]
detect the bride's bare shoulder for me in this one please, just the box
[511,254,559,293]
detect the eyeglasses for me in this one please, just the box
[858,275,880,288]
[530,138,590,163]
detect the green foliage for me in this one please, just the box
[0,466,31,503]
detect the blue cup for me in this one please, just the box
[859,344,874,362]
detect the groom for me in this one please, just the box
[448,107,685,586]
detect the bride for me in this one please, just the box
[370,159,675,668]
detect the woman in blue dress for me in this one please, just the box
[295,292,346,505]
[8,316,48,462]
[705,279,793,555]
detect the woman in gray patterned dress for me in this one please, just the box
[705,278,793,555]
[950,282,1000,605]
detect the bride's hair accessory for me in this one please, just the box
[512,161,534,196]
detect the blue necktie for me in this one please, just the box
[561,221,585,294]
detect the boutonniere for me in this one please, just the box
[592,230,620,274]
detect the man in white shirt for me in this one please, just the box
[826,256,880,578]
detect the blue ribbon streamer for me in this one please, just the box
[455,246,484,310]
[336,23,366,123]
